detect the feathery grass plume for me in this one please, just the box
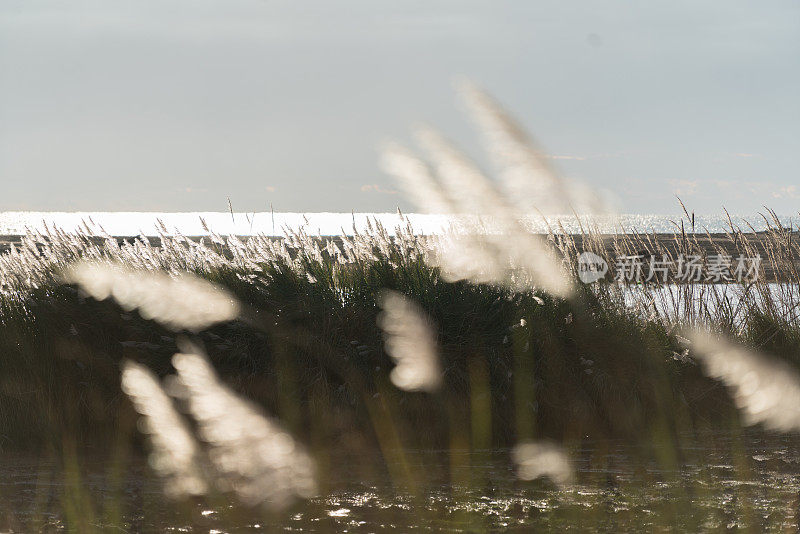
[377,86,576,297]
[63,261,240,332]
[458,79,609,215]
[120,360,208,499]
[430,232,508,286]
[379,143,453,214]
[412,126,573,297]
[377,290,442,392]
[688,330,800,432]
[170,346,317,510]
[432,227,573,296]
[512,440,575,487]
[414,126,510,217]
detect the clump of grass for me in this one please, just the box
[0,215,770,450]
[0,216,791,529]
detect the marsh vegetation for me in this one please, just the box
[2,85,800,531]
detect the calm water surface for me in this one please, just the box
[3,432,800,532]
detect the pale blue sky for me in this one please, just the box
[1,1,798,213]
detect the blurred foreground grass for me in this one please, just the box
[1,218,800,530]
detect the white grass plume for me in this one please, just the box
[121,360,208,499]
[688,330,800,432]
[382,126,573,298]
[379,143,453,214]
[379,83,579,298]
[415,126,511,218]
[458,80,609,215]
[170,346,317,510]
[64,261,240,332]
[377,290,442,392]
[512,440,575,487]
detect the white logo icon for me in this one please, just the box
[577,252,608,283]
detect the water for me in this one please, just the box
[623,283,800,323]
[0,212,796,237]
[4,432,800,531]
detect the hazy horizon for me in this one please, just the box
[1,211,797,238]
[1,1,798,214]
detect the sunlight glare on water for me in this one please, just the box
[0,212,796,237]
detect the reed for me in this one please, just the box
[1,214,797,529]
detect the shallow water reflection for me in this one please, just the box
[4,432,800,532]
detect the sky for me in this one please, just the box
[0,0,798,214]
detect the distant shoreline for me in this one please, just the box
[0,211,796,237]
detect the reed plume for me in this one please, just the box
[512,440,575,487]
[688,330,800,432]
[170,346,317,510]
[377,290,442,392]
[380,85,576,298]
[120,360,208,499]
[457,80,609,215]
[379,143,453,214]
[64,261,240,331]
